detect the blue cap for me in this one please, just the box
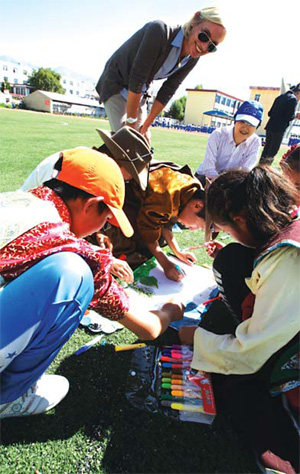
[235,100,264,127]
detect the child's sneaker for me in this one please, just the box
[0,374,69,418]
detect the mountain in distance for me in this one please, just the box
[55,66,96,85]
[0,55,96,85]
[0,54,36,70]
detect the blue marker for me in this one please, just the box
[75,335,104,355]
[175,264,185,276]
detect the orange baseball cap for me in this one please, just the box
[58,147,133,237]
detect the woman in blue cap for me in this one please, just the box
[195,100,264,185]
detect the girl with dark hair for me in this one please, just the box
[180,166,300,473]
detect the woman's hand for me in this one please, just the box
[139,123,151,144]
[206,240,225,259]
[110,258,134,284]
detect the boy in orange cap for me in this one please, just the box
[0,148,183,418]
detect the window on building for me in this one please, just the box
[70,81,73,86]
[221,97,226,105]
[14,79,18,83]
[76,91,79,95]
[4,76,8,82]
[215,94,221,104]
[63,79,66,84]
[70,90,73,94]
[254,94,261,101]
[13,68,18,73]
[226,98,231,106]
[23,70,27,75]
[3,65,8,71]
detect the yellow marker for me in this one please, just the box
[114,343,146,352]
[171,402,204,413]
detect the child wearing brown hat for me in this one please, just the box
[20,126,153,283]
[0,148,183,419]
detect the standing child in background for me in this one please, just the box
[280,143,300,206]
[179,166,299,474]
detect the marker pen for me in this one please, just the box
[170,402,205,413]
[161,383,186,390]
[162,362,191,369]
[162,382,202,391]
[163,345,192,350]
[161,372,184,379]
[171,390,202,399]
[160,356,192,363]
[161,378,184,385]
[162,350,193,359]
[161,393,203,404]
[174,264,185,276]
[75,335,104,355]
[114,343,146,352]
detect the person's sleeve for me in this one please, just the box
[191,246,300,375]
[128,21,167,94]
[137,195,173,244]
[89,250,130,321]
[196,131,220,178]
[284,96,297,123]
[241,135,260,170]
[155,58,199,106]
[19,152,61,191]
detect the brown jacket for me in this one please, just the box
[135,167,200,244]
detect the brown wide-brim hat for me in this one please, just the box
[96,126,153,191]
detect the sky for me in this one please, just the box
[1,0,300,101]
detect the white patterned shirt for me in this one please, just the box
[196,125,261,178]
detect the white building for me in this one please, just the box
[0,56,98,101]
[23,90,105,117]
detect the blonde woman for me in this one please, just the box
[96,7,226,140]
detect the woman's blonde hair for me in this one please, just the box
[183,7,226,38]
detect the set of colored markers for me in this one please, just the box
[158,345,216,423]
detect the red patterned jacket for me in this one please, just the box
[0,186,129,320]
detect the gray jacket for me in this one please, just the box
[96,20,199,106]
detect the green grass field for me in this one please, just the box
[0,108,288,474]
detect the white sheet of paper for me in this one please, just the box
[126,257,217,329]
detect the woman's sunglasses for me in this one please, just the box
[198,31,217,53]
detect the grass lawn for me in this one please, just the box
[0,108,288,474]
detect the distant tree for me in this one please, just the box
[195,84,203,90]
[28,68,65,94]
[168,96,187,121]
[1,78,11,92]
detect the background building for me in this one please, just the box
[184,89,243,128]
[249,86,280,135]
[0,56,98,102]
[249,85,300,141]
[23,90,105,116]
